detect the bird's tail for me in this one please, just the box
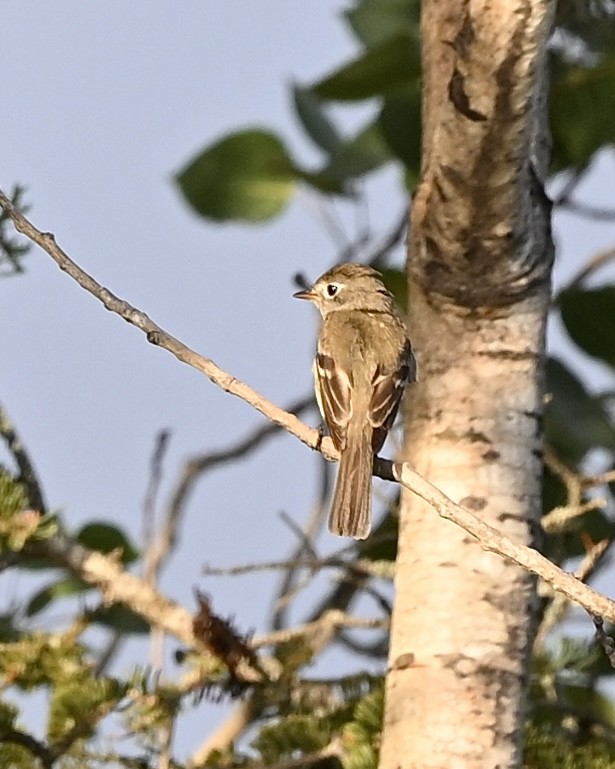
[328,425,373,539]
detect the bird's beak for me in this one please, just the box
[293,288,316,301]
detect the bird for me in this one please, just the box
[294,263,416,538]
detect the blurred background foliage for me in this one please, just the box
[2,0,615,766]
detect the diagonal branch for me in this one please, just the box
[377,460,615,623]
[3,189,615,634]
[0,188,326,460]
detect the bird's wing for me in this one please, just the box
[314,351,352,451]
[369,339,416,452]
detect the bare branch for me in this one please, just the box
[203,556,393,580]
[542,498,607,534]
[188,698,254,767]
[563,245,615,292]
[33,532,279,683]
[551,165,589,207]
[559,199,615,221]
[535,538,612,649]
[140,429,173,672]
[380,459,615,624]
[365,206,408,267]
[298,187,352,252]
[5,188,615,649]
[0,727,54,769]
[143,428,172,582]
[0,188,326,461]
[253,609,388,648]
[162,394,314,565]
[583,469,615,488]
[272,454,331,631]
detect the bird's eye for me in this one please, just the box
[326,284,339,297]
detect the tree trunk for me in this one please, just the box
[380,2,556,768]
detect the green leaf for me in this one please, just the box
[545,357,615,461]
[312,33,420,101]
[292,85,342,154]
[377,85,421,184]
[323,120,393,182]
[297,169,349,196]
[345,0,420,48]
[252,715,331,764]
[562,685,615,730]
[89,603,150,634]
[48,677,126,743]
[559,286,615,368]
[526,722,615,769]
[175,130,297,222]
[0,613,21,642]
[353,685,384,733]
[380,268,407,311]
[555,1,615,58]
[26,575,90,617]
[76,521,139,564]
[550,55,615,171]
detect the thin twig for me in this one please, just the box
[203,556,393,580]
[365,206,409,266]
[551,165,588,207]
[542,498,607,534]
[535,538,612,649]
[188,698,254,767]
[272,463,330,627]
[272,453,331,631]
[142,429,173,672]
[253,609,388,648]
[560,200,615,221]
[583,469,615,488]
[299,188,351,252]
[163,394,315,541]
[544,447,582,506]
[563,245,615,292]
[143,429,172,581]
[158,716,175,769]
[378,459,615,624]
[0,402,46,513]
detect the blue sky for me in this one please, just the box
[2,2,615,761]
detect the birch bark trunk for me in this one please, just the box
[380,2,556,767]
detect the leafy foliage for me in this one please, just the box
[173,0,615,225]
[0,185,30,277]
[559,286,615,369]
[551,55,615,171]
[3,0,615,766]
[176,130,298,223]
[545,357,615,462]
[311,33,420,101]
[525,722,615,769]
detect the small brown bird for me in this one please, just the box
[294,263,416,539]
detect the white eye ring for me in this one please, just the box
[326,283,340,297]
